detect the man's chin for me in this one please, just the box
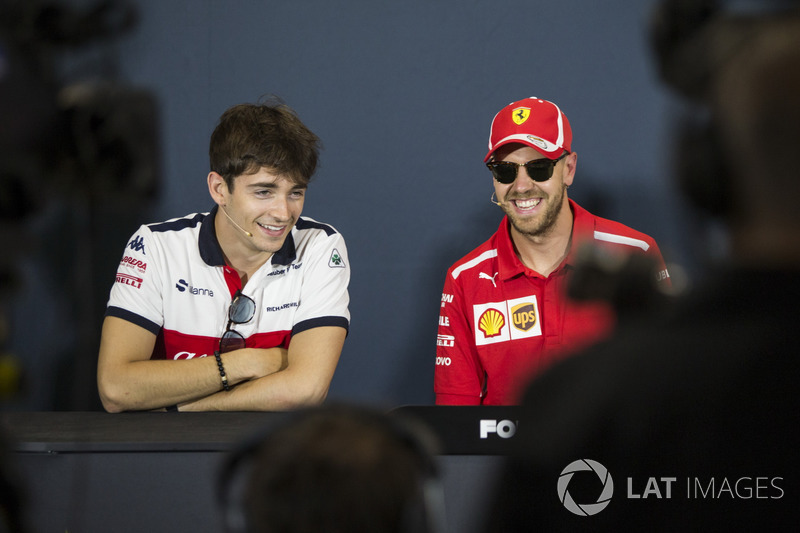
[509,220,546,238]
[506,208,560,238]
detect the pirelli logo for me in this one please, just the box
[115,273,143,289]
[473,296,541,346]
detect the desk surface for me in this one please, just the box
[0,411,289,452]
[2,409,512,533]
[1,406,523,454]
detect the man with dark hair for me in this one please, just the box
[483,11,800,532]
[97,100,350,412]
[224,406,443,533]
[209,103,320,189]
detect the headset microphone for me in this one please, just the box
[221,206,254,237]
[490,192,503,206]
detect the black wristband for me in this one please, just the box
[214,350,230,391]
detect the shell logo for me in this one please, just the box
[478,308,506,338]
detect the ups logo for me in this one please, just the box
[511,302,537,332]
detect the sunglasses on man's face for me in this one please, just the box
[219,290,256,353]
[486,152,568,184]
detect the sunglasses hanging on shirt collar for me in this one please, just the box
[219,290,256,353]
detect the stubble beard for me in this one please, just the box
[502,183,567,239]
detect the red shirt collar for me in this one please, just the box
[496,199,594,280]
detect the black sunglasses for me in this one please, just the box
[486,152,568,184]
[219,290,256,353]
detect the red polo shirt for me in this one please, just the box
[435,200,670,405]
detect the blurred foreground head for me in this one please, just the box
[227,405,441,533]
[652,1,800,265]
[710,16,800,264]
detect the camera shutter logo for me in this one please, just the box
[557,459,614,516]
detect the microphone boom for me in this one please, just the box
[221,206,254,237]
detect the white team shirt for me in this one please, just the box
[106,206,350,360]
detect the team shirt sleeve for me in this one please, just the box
[291,231,351,335]
[434,269,484,405]
[105,225,164,334]
[646,239,672,288]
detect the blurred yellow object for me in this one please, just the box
[0,353,21,399]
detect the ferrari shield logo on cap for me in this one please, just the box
[512,107,530,125]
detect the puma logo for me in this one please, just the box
[479,272,499,288]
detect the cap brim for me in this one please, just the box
[484,136,565,162]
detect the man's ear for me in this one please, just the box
[563,151,577,188]
[208,172,228,205]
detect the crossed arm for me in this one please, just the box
[96,316,346,412]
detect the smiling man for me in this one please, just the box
[97,100,350,412]
[434,97,670,405]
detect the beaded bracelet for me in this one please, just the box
[214,350,230,391]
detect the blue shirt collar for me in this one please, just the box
[198,205,297,267]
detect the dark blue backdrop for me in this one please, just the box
[8,0,698,410]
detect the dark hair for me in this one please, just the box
[209,98,320,190]
[240,406,440,533]
[713,17,800,217]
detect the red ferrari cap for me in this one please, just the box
[485,97,572,162]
